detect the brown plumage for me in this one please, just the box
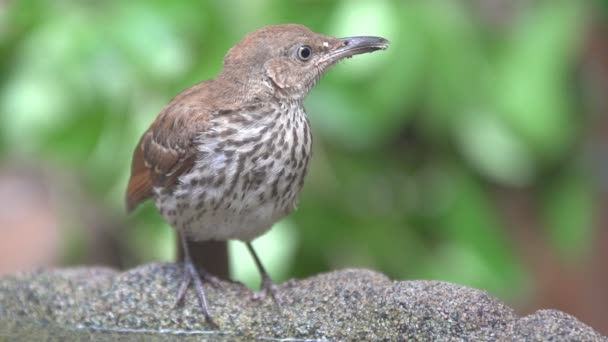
[127,81,231,212]
[125,24,389,328]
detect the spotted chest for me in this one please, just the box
[154,102,312,241]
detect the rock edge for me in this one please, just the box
[0,263,605,341]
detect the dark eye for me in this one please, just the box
[297,45,312,61]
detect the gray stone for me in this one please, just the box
[0,263,605,341]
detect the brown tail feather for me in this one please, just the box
[125,137,154,213]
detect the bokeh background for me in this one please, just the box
[1,0,607,334]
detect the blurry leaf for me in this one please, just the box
[293,150,424,279]
[230,220,298,287]
[496,2,585,160]
[418,0,487,138]
[112,3,192,83]
[329,0,398,75]
[427,163,524,298]
[60,223,89,265]
[306,1,426,150]
[0,9,102,154]
[127,203,175,264]
[83,107,134,197]
[275,0,340,30]
[41,110,106,162]
[307,86,391,149]
[1,67,71,154]
[456,110,535,186]
[541,169,595,260]
[425,242,500,290]
[0,134,5,157]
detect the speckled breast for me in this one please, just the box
[154,102,312,241]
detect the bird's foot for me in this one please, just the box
[250,274,282,310]
[174,261,219,329]
[197,266,223,288]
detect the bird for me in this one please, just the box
[125,24,389,327]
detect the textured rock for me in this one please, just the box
[0,263,605,341]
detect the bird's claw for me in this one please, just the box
[173,261,219,329]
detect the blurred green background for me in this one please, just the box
[1,0,607,334]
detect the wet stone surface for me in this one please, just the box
[0,263,605,341]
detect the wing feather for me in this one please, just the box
[125,102,205,213]
[125,80,265,213]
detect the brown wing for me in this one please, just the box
[125,78,265,213]
[125,133,156,212]
[125,90,210,213]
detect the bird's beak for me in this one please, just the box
[319,36,390,64]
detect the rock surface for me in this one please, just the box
[0,263,605,341]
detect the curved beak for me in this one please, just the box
[320,36,390,64]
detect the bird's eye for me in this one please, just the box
[297,45,312,61]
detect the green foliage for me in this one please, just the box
[541,169,595,261]
[0,0,598,300]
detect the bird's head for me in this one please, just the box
[220,24,389,101]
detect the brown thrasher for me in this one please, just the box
[126,24,389,327]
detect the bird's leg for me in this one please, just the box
[246,242,282,308]
[174,233,218,329]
